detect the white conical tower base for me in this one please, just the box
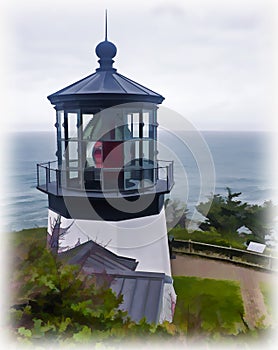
[48,208,172,276]
[47,208,176,322]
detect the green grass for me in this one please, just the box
[9,227,47,245]
[260,282,273,316]
[173,276,246,337]
[169,227,254,250]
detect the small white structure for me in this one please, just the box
[247,241,266,254]
[237,225,252,235]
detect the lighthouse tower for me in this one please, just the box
[37,23,174,290]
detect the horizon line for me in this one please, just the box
[4,129,275,134]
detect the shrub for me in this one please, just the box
[9,240,177,345]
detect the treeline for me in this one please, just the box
[166,187,277,248]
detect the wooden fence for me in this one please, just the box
[171,238,278,271]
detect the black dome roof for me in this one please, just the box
[48,38,164,108]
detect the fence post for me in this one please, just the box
[189,239,192,253]
[269,254,272,270]
[229,246,233,260]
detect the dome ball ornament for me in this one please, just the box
[95,40,117,59]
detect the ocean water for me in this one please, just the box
[2,131,276,232]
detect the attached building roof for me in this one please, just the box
[59,240,167,324]
[110,270,165,324]
[59,240,138,273]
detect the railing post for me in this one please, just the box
[166,165,169,191]
[142,167,145,193]
[101,168,104,192]
[170,161,173,189]
[37,164,40,187]
[55,169,59,195]
[45,167,49,192]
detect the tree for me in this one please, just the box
[196,188,277,244]
[48,214,73,254]
[196,188,247,235]
[244,200,277,244]
[10,242,176,345]
[165,199,188,230]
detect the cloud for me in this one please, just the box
[1,0,276,131]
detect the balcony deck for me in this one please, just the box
[37,179,173,198]
[37,160,174,199]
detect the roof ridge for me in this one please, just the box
[115,72,161,96]
[93,250,131,270]
[110,72,129,93]
[48,72,97,98]
[73,73,100,93]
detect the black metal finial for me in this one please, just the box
[95,10,117,71]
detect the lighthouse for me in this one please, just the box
[37,19,176,322]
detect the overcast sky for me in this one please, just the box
[1,0,277,132]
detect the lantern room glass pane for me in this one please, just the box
[133,113,140,138]
[57,110,65,138]
[69,170,78,180]
[142,140,150,161]
[124,140,133,166]
[82,114,94,134]
[68,113,78,138]
[134,140,140,159]
[68,141,78,164]
[61,141,66,160]
[143,112,149,138]
[83,113,104,141]
[127,114,133,134]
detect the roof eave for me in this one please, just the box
[47,93,164,108]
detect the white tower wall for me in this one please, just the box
[48,208,172,276]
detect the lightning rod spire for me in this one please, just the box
[105,9,108,41]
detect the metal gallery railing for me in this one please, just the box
[36,160,174,195]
